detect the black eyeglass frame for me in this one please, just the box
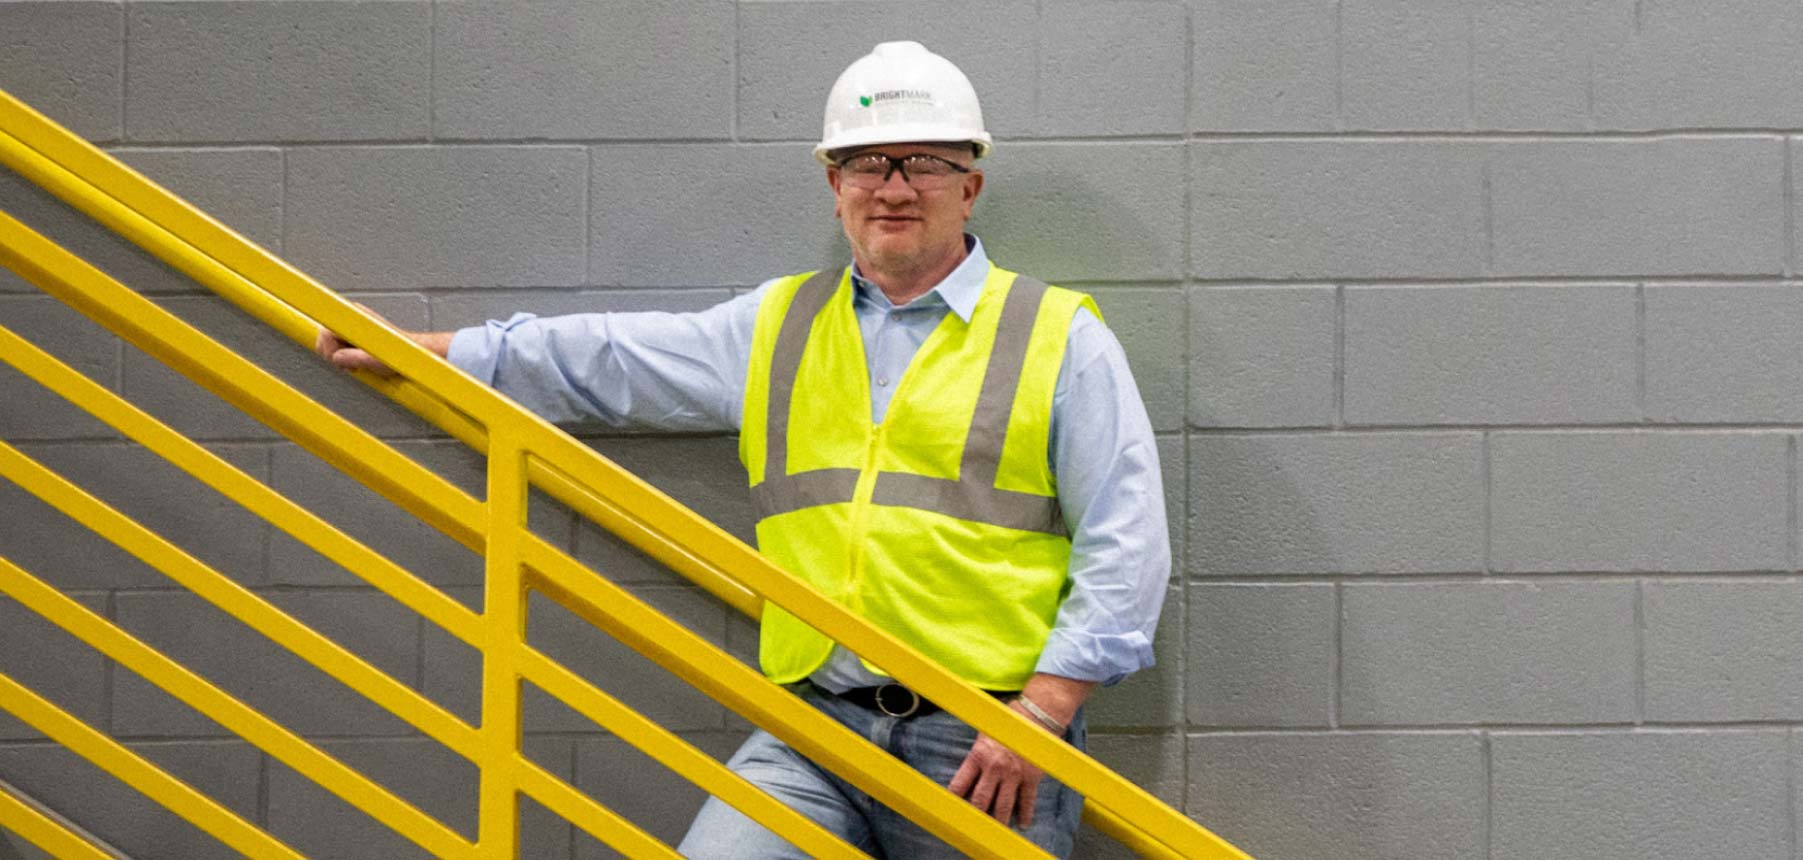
[832,152,973,188]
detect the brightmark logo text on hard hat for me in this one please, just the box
[859,89,933,107]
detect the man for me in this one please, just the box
[318,41,1167,859]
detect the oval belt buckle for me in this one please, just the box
[874,682,921,718]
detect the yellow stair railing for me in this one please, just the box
[0,85,1248,860]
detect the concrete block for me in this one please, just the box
[125,1,429,142]
[1340,0,1471,130]
[1189,434,1485,575]
[1472,0,1603,130]
[972,143,1187,282]
[1592,0,1803,130]
[1645,285,1803,423]
[0,2,123,141]
[1489,138,1785,277]
[736,2,1037,141]
[433,0,732,140]
[0,296,121,440]
[285,146,587,291]
[111,589,420,738]
[1188,286,1336,428]
[590,144,844,288]
[1071,731,1187,858]
[266,440,487,588]
[570,731,745,859]
[1344,285,1639,425]
[572,437,752,585]
[115,148,284,254]
[1191,0,1337,132]
[122,293,433,442]
[1092,287,1185,432]
[266,736,570,860]
[430,288,734,331]
[0,593,108,741]
[1491,731,1789,860]
[1192,141,1487,279]
[1038,3,1188,136]
[1490,432,1789,572]
[422,588,730,733]
[0,442,269,590]
[1188,733,1483,860]
[1186,584,1334,728]
[1091,584,1183,730]
[1644,580,1803,721]
[0,741,260,860]
[1341,582,1637,725]
[0,161,201,297]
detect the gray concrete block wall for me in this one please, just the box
[7,1,1803,858]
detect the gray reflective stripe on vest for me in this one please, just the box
[753,268,845,521]
[753,270,1067,537]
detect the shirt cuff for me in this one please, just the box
[1034,627,1156,687]
[445,312,538,384]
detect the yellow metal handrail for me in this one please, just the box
[0,82,1247,859]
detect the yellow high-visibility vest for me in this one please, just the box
[740,263,1100,690]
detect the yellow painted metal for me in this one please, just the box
[0,552,477,859]
[479,432,529,857]
[518,647,871,859]
[0,206,487,557]
[0,321,484,649]
[0,785,114,860]
[0,78,1249,858]
[523,537,1054,860]
[513,759,682,859]
[0,436,481,761]
[0,91,762,621]
[0,668,302,860]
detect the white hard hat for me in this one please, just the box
[814,41,992,166]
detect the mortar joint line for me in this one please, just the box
[1634,283,1647,423]
[1333,285,1346,428]
[1332,0,1345,130]
[1481,430,1492,575]
[1481,730,1493,860]
[1632,580,1646,725]
[1785,137,1795,278]
[118,1,129,143]
[1465,1,1477,131]
[1789,435,1798,573]
[1481,158,1495,275]
[1330,582,1343,729]
[427,0,437,144]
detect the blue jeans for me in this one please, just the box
[678,683,1086,859]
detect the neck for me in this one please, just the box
[856,240,968,306]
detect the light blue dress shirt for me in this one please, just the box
[447,236,1168,689]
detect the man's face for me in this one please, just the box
[826,142,984,274]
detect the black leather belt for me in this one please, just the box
[834,682,1008,719]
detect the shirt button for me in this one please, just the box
[877,376,890,387]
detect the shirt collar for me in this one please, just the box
[849,234,989,323]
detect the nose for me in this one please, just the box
[875,164,918,200]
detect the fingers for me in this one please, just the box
[949,734,1047,829]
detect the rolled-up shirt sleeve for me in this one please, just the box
[446,282,774,433]
[1035,308,1171,686]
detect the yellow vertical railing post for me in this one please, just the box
[479,428,528,858]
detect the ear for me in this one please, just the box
[826,166,843,219]
[961,170,984,219]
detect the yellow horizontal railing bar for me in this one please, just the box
[0,670,298,860]
[521,539,1052,860]
[518,647,870,860]
[0,438,482,762]
[514,758,681,860]
[523,438,1241,860]
[0,554,476,860]
[0,321,484,650]
[0,782,115,860]
[0,86,1242,857]
[0,89,762,621]
[0,201,485,561]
